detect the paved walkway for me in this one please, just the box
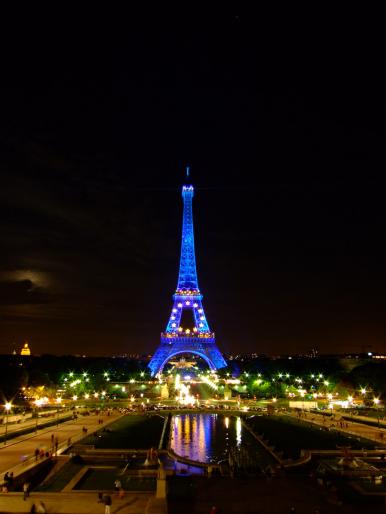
[0,491,152,513]
[286,409,386,445]
[0,412,167,513]
[0,492,158,514]
[0,410,121,475]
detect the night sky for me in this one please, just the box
[1,18,385,356]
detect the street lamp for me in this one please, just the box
[34,399,43,432]
[56,397,62,427]
[300,390,305,411]
[4,402,12,445]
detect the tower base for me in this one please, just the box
[148,337,227,376]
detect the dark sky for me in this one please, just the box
[0,18,385,356]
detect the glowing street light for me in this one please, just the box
[56,397,62,427]
[34,399,43,433]
[4,402,12,445]
[374,397,380,406]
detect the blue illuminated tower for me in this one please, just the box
[148,172,227,376]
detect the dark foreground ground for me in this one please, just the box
[168,475,385,514]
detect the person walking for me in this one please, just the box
[36,501,46,513]
[23,481,30,500]
[114,479,121,494]
[104,494,112,514]
[8,472,14,490]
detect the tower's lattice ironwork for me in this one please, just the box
[148,178,227,376]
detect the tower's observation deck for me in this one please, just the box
[148,180,227,376]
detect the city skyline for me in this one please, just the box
[1,19,386,356]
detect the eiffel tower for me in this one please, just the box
[148,170,227,376]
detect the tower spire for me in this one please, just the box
[177,184,199,291]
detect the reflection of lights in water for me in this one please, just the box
[171,414,213,463]
[236,417,242,446]
[172,414,259,464]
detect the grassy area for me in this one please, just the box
[245,415,375,459]
[81,414,166,449]
[36,460,83,492]
[75,468,156,491]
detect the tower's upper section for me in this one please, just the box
[176,184,200,293]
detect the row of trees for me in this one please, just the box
[0,354,385,403]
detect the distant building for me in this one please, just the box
[20,342,31,356]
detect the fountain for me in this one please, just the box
[317,447,381,479]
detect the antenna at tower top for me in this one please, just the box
[186,165,190,178]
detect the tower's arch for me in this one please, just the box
[155,349,217,376]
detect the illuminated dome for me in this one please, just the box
[20,342,31,356]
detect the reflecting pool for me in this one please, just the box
[171,413,274,466]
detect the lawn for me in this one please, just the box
[75,468,156,491]
[81,413,166,449]
[36,461,83,492]
[246,415,375,459]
